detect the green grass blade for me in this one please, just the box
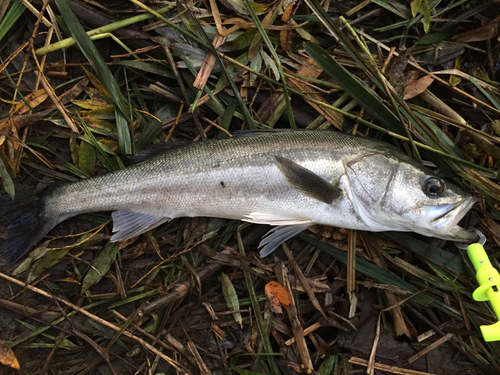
[299,234,462,319]
[384,232,462,274]
[0,156,15,199]
[237,231,280,375]
[54,0,132,154]
[188,13,256,129]
[0,0,26,43]
[305,43,405,134]
[243,0,295,128]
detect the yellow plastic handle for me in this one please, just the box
[467,243,500,342]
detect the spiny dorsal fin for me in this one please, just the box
[275,155,340,204]
[231,129,301,138]
[129,142,190,164]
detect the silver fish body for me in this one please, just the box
[0,131,478,263]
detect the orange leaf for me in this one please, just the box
[265,281,292,314]
[0,340,19,369]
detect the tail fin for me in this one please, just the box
[0,191,56,264]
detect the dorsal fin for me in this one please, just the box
[231,129,302,138]
[129,142,190,164]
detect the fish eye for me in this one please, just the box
[423,178,444,196]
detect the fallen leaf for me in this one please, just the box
[454,16,500,43]
[280,2,293,52]
[0,340,19,370]
[220,273,243,327]
[11,89,48,115]
[404,75,434,100]
[265,281,292,313]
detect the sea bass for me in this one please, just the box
[0,131,478,264]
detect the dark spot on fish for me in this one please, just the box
[220,181,226,188]
[213,162,220,168]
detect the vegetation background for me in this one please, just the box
[0,0,500,374]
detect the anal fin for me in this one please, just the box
[111,211,170,242]
[258,223,311,257]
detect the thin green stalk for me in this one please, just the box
[36,5,174,55]
[237,230,280,375]
[128,0,209,49]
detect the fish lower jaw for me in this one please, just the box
[424,196,477,240]
[446,225,480,243]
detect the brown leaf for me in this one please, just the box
[280,2,293,52]
[11,89,48,115]
[454,17,500,43]
[57,78,89,105]
[404,75,434,100]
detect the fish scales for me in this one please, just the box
[47,132,382,221]
[0,131,478,264]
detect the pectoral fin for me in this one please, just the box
[111,211,170,241]
[258,223,311,257]
[275,155,341,204]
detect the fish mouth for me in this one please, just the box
[424,196,478,243]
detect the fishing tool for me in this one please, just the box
[462,230,500,342]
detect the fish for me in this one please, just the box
[0,130,479,264]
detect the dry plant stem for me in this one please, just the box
[193,31,226,89]
[284,322,321,346]
[286,64,343,129]
[282,243,325,317]
[355,28,500,115]
[456,293,478,355]
[367,291,426,375]
[111,309,188,369]
[37,70,79,132]
[407,333,455,364]
[276,260,314,371]
[6,135,54,170]
[0,42,30,75]
[201,116,232,137]
[138,247,231,317]
[165,102,184,142]
[349,357,436,375]
[0,271,188,373]
[406,305,499,375]
[347,229,356,295]
[41,332,66,374]
[34,0,55,92]
[0,0,11,22]
[162,44,206,140]
[73,330,117,374]
[21,0,52,27]
[180,320,212,375]
[363,236,409,337]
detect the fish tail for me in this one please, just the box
[0,190,57,264]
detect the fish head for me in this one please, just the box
[344,153,478,243]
